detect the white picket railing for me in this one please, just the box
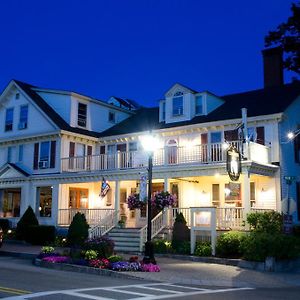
[61,141,246,172]
[58,208,114,226]
[216,207,244,230]
[139,210,166,251]
[88,210,117,239]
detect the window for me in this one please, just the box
[162,102,166,120]
[212,184,220,207]
[294,128,300,163]
[19,105,28,129]
[129,142,137,151]
[37,186,52,217]
[5,108,14,131]
[247,127,256,142]
[69,188,89,209]
[34,141,56,170]
[15,93,20,100]
[7,147,12,163]
[0,188,21,217]
[108,111,115,123]
[18,145,24,162]
[211,132,222,143]
[172,96,183,116]
[195,95,203,115]
[250,182,256,207]
[225,183,241,206]
[77,103,87,127]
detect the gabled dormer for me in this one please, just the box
[160,83,224,124]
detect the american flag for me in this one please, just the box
[100,177,110,198]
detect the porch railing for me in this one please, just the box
[58,208,115,226]
[88,210,117,239]
[62,141,247,172]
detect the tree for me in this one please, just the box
[67,212,89,247]
[16,206,39,240]
[265,2,300,75]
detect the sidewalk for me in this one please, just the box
[1,242,300,289]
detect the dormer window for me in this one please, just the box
[195,95,203,115]
[78,103,87,127]
[15,93,20,100]
[172,92,183,116]
[108,111,115,123]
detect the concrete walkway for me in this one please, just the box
[1,242,300,289]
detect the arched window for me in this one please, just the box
[167,139,178,164]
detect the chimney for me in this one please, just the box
[262,47,284,88]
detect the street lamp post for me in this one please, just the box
[140,134,158,264]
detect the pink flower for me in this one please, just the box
[142,263,160,272]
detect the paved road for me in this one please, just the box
[0,257,300,299]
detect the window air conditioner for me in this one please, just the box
[39,161,49,169]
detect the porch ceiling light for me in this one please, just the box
[222,142,230,150]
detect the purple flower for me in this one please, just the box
[42,256,70,263]
[127,194,146,210]
[152,191,176,210]
[141,263,160,272]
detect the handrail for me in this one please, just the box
[88,210,117,239]
[139,209,167,252]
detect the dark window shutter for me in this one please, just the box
[201,133,208,144]
[69,142,75,157]
[294,135,300,163]
[256,127,265,145]
[33,143,39,170]
[50,141,56,168]
[100,145,105,154]
[87,145,92,156]
[224,130,238,141]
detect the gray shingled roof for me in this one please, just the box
[99,82,300,137]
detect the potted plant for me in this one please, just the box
[118,216,127,228]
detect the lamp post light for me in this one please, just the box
[140,134,158,264]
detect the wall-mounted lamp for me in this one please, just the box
[287,129,300,140]
[261,188,266,192]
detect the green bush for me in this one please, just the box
[194,242,212,257]
[67,212,89,247]
[84,250,98,260]
[216,231,245,258]
[84,236,114,258]
[246,211,283,233]
[0,219,10,233]
[153,239,173,254]
[172,212,190,253]
[108,255,123,263]
[16,206,39,240]
[241,232,299,262]
[25,225,56,245]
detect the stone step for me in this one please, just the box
[114,246,140,253]
[110,236,140,242]
[114,241,140,247]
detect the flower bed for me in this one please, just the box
[38,249,160,273]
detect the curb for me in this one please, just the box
[0,250,36,260]
[33,259,150,281]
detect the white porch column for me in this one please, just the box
[51,184,59,226]
[242,171,251,217]
[114,180,120,225]
[164,177,170,192]
[275,170,282,212]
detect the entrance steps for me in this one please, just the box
[107,227,141,253]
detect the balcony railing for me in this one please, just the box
[61,141,246,172]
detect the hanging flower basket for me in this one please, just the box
[152,191,177,211]
[127,194,146,210]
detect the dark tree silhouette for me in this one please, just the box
[265,2,300,75]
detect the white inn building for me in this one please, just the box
[0,48,300,250]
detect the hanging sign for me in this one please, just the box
[139,173,147,202]
[226,146,241,181]
[100,177,110,198]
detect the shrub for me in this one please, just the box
[241,232,299,262]
[16,206,39,240]
[0,219,10,233]
[26,225,56,245]
[153,240,173,253]
[84,250,98,260]
[194,242,212,257]
[172,212,190,253]
[84,235,114,258]
[108,255,123,263]
[216,231,245,258]
[67,212,89,247]
[41,246,55,254]
[246,211,283,233]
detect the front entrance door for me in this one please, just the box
[120,188,127,225]
[69,188,89,209]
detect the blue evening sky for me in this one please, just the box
[0,0,296,107]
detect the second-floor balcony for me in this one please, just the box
[61,141,270,173]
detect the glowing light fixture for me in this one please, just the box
[224,188,231,196]
[222,142,230,150]
[287,132,294,140]
[140,134,159,153]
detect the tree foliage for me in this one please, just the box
[67,212,89,247]
[16,206,39,240]
[265,2,300,75]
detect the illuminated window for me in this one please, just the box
[37,186,52,217]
